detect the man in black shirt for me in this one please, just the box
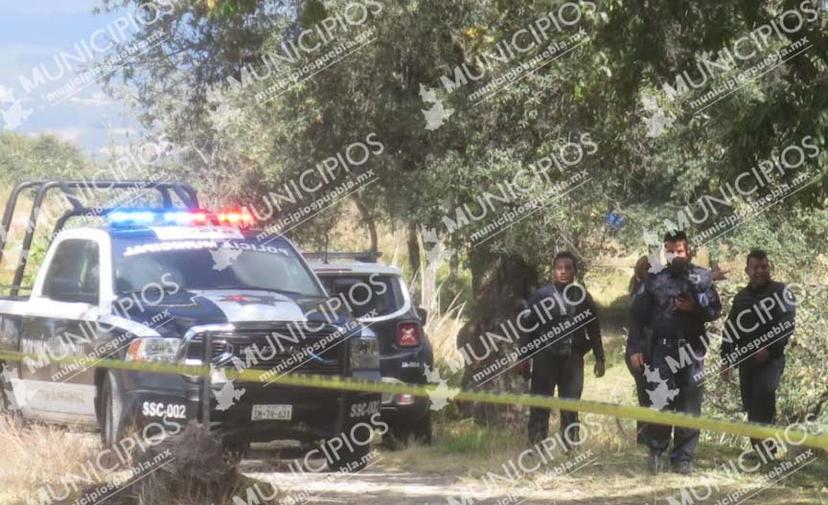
[518,251,605,449]
[721,249,795,456]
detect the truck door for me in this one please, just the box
[20,238,101,421]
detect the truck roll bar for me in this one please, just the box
[0,180,200,297]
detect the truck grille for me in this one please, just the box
[186,326,345,375]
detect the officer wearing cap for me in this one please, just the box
[628,231,722,475]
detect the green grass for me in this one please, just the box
[381,359,827,504]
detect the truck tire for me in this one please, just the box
[0,365,24,426]
[327,425,372,473]
[100,372,133,449]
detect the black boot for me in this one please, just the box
[672,460,692,475]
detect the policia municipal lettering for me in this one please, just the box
[628,231,722,475]
[517,251,605,450]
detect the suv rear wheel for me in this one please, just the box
[387,411,432,447]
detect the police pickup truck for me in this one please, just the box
[0,181,381,470]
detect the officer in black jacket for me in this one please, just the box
[626,255,653,444]
[720,249,795,456]
[628,231,722,475]
[518,251,605,448]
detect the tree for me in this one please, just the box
[96,0,828,420]
[0,132,89,185]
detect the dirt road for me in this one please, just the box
[240,447,826,505]
[246,464,459,505]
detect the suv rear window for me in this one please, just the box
[318,274,403,318]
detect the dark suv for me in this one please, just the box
[310,256,433,444]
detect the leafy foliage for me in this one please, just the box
[0,133,88,185]
[92,0,828,422]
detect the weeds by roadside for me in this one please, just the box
[0,416,98,504]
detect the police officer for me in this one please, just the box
[628,231,722,475]
[626,255,653,444]
[720,249,795,457]
[518,251,605,449]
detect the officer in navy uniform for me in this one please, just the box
[721,249,795,457]
[518,251,605,449]
[628,231,722,475]
[627,255,653,444]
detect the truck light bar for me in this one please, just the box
[106,208,255,228]
[217,208,254,227]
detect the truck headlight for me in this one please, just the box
[351,327,380,371]
[126,338,182,363]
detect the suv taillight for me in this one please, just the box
[396,322,421,347]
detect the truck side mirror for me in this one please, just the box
[416,307,428,326]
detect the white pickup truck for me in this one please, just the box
[0,180,382,471]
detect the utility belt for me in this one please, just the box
[650,334,705,387]
[649,330,706,354]
[645,336,689,399]
[647,336,684,367]
[654,336,688,350]
[644,330,678,357]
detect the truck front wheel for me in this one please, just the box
[100,372,133,449]
[0,365,24,426]
[326,424,372,473]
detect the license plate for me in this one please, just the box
[251,404,292,421]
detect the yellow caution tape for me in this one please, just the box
[0,351,825,450]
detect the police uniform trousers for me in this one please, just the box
[646,343,704,464]
[739,355,785,449]
[625,348,650,444]
[528,350,584,447]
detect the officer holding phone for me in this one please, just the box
[628,231,722,475]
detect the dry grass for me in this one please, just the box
[0,419,278,505]
[423,292,466,367]
[95,423,279,505]
[378,360,828,505]
[2,210,822,504]
[0,416,100,504]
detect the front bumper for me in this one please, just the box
[119,370,381,443]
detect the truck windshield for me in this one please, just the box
[112,237,324,298]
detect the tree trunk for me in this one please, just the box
[407,221,421,305]
[458,251,539,427]
[352,195,378,253]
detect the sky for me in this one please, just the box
[0,0,145,158]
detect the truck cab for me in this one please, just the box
[0,181,382,470]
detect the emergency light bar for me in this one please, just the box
[106,208,255,228]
